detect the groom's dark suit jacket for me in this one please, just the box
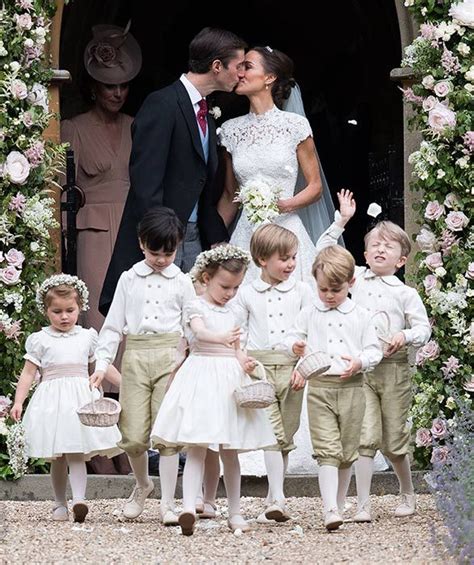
[99,80,228,315]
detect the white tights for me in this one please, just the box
[50,453,87,504]
[318,465,352,514]
[128,452,179,508]
[263,451,286,505]
[183,447,242,517]
[356,454,413,508]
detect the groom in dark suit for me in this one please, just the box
[99,27,246,314]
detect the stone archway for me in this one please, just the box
[47,0,419,264]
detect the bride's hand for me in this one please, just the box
[277,198,294,214]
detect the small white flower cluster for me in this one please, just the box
[22,195,58,238]
[36,274,89,314]
[208,105,221,119]
[6,421,29,479]
[233,176,282,226]
[189,245,251,282]
[2,291,24,313]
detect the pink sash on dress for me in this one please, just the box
[41,363,89,381]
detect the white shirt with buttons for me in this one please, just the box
[315,221,431,347]
[95,260,196,372]
[285,297,383,375]
[232,277,314,351]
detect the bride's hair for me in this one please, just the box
[252,46,296,108]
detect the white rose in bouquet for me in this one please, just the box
[234,176,282,226]
[449,0,474,28]
[4,151,30,185]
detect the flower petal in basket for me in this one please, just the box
[295,351,332,380]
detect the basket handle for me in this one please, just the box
[370,310,392,344]
[250,360,268,382]
[89,386,103,413]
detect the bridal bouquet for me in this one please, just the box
[233,177,282,226]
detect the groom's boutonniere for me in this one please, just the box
[208,105,222,119]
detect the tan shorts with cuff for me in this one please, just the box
[307,374,365,469]
[118,332,181,457]
[249,350,302,454]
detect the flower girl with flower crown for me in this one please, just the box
[10,274,121,523]
[151,245,276,536]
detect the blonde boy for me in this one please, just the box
[316,191,431,521]
[233,224,313,522]
[286,245,382,530]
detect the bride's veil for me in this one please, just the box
[283,84,341,245]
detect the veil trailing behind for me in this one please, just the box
[283,84,342,246]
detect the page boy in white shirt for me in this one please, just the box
[233,224,313,523]
[286,244,382,530]
[316,191,431,521]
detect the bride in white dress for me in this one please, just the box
[218,47,332,476]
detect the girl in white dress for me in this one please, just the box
[10,274,121,523]
[152,245,276,536]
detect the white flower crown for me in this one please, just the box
[189,244,251,281]
[36,273,89,314]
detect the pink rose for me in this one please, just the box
[6,249,25,268]
[4,151,30,185]
[433,81,452,98]
[428,102,457,133]
[445,211,469,232]
[416,227,438,253]
[0,396,12,417]
[425,252,443,271]
[10,79,28,100]
[431,418,448,439]
[424,200,445,220]
[0,266,21,285]
[21,111,34,128]
[466,262,474,280]
[431,446,450,465]
[14,13,33,30]
[422,96,437,111]
[443,192,460,209]
[416,340,440,366]
[423,274,439,293]
[415,428,432,447]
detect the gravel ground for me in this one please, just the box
[0,495,451,564]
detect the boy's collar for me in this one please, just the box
[314,297,355,313]
[252,277,296,293]
[133,260,181,279]
[364,268,403,286]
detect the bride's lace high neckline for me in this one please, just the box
[248,105,278,121]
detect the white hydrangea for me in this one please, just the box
[22,196,58,238]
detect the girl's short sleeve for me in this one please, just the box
[24,332,43,367]
[290,114,313,146]
[88,328,99,362]
[184,299,204,324]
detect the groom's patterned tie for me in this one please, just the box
[197,98,208,136]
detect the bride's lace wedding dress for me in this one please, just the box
[219,106,319,288]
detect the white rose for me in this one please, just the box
[465,66,474,82]
[434,81,452,97]
[456,156,469,168]
[437,169,446,179]
[444,192,461,209]
[445,211,469,231]
[404,0,414,5]
[10,79,28,100]
[14,13,33,30]
[422,75,435,89]
[4,151,30,185]
[416,227,438,252]
[449,0,474,28]
[27,83,49,112]
[435,267,447,277]
[24,38,34,48]
[30,242,40,252]
[10,61,21,73]
[465,83,474,93]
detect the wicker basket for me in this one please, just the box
[77,388,121,427]
[370,310,392,354]
[234,361,276,409]
[295,351,332,380]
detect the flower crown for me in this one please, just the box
[189,245,251,281]
[36,274,89,314]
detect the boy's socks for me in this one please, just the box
[264,451,285,504]
[318,465,339,512]
[128,452,150,488]
[337,466,353,513]
[390,454,414,494]
[355,455,374,509]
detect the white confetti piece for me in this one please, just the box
[367,202,382,218]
